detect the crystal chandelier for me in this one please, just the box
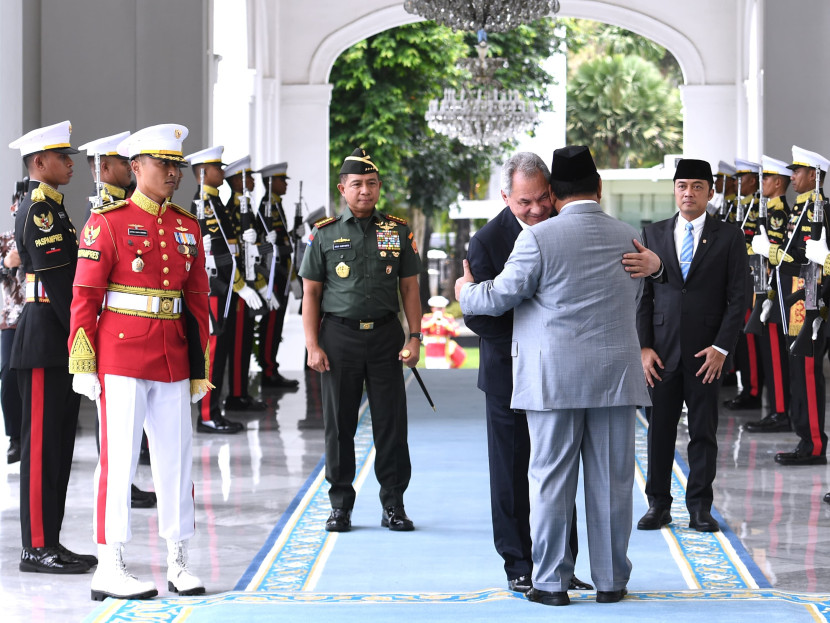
[425,34,539,148]
[404,0,561,33]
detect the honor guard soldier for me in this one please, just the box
[256,162,299,390]
[185,146,246,434]
[724,159,764,411]
[222,156,266,411]
[78,131,132,222]
[744,156,793,433]
[714,161,738,222]
[78,131,158,508]
[8,120,96,574]
[299,148,423,533]
[68,124,211,600]
[752,145,830,466]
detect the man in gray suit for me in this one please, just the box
[456,146,650,607]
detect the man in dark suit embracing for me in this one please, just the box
[464,152,590,593]
[634,159,747,533]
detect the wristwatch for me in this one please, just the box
[409,332,423,341]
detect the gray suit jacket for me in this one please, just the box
[461,201,651,411]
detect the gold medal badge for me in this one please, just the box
[336,262,350,278]
[132,256,145,272]
[386,265,392,274]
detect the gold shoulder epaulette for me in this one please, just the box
[385,214,408,225]
[168,202,197,220]
[315,216,337,229]
[92,200,128,214]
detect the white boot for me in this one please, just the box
[90,543,158,601]
[167,540,205,596]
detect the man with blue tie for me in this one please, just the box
[636,159,747,533]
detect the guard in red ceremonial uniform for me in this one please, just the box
[9,120,97,574]
[422,295,466,369]
[69,124,211,601]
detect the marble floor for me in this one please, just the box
[0,310,828,621]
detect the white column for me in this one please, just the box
[0,0,24,232]
[279,84,334,219]
[679,84,738,165]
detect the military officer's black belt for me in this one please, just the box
[324,312,395,331]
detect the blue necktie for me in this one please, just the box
[680,222,694,280]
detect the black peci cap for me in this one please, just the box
[549,145,597,182]
[674,158,713,182]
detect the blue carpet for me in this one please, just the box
[84,369,830,622]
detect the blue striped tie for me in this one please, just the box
[680,222,694,280]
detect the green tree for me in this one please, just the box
[566,54,682,169]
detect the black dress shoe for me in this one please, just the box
[824,492,830,505]
[131,484,157,508]
[774,449,827,466]
[723,394,762,410]
[197,416,244,434]
[224,396,267,411]
[19,546,89,574]
[596,587,627,603]
[570,575,594,590]
[325,508,352,532]
[526,587,569,606]
[689,509,719,532]
[508,574,532,593]
[381,506,415,531]
[57,544,97,568]
[7,438,20,464]
[637,506,671,530]
[743,412,791,433]
[262,372,300,390]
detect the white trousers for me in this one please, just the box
[93,374,195,544]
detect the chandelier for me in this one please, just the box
[403,0,561,33]
[425,35,538,148]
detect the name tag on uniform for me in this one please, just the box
[333,237,350,250]
[128,228,148,236]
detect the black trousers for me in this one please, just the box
[1,328,22,441]
[485,393,580,580]
[227,294,255,399]
[646,364,720,512]
[199,292,236,421]
[17,366,81,547]
[258,265,289,378]
[319,316,411,510]
[760,321,789,415]
[788,336,827,456]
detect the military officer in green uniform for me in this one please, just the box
[299,148,423,533]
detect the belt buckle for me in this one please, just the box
[160,297,174,314]
[359,321,374,330]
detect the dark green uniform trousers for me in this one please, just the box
[319,315,411,510]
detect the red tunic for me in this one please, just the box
[68,192,210,383]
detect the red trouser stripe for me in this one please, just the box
[232,298,245,395]
[263,310,276,377]
[744,309,761,396]
[805,357,822,456]
[769,323,786,413]
[96,380,108,543]
[29,368,45,547]
[201,296,219,422]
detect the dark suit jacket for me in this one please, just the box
[464,206,522,400]
[637,213,748,373]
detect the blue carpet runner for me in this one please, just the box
[85,369,830,622]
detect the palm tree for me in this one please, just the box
[566,54,682,169]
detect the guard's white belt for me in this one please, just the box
[24,279,48,302]
[105,290,183,314]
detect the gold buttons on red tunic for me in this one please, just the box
[159,229,165,235]
[157,218,163,225]
[163,279,170,287]
[160,241,167,248]
[163,267,169,274]
[119,332,125,339]
[162,254,168,260]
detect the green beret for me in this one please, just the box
[339,148,379,175]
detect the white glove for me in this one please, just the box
[760,298,773,323]
[259,286,280,311]
[242,228,257,244]
[751,225,771,258]
[238,284,263,310]
[191,387,208,404]
[266,230,277,245]
[73,373,101,401]
[202,234,212,255]
[813,315,824,340]
[805,229,829,266]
